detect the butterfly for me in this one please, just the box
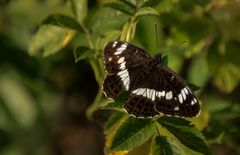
[102,40,200,118]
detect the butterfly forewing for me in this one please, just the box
[104,41,150,74]
[103,40,201,118]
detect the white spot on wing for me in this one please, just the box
[117,69,130,90]
[191,100,195,105]
[143,89,147,97]
[186,87,192,94]
[132,88,155,101]
[158,91,165,98]
[138,88,145,95]
[193,98,197,103]
[178,94,183,103]
[119,62,126,70]
[117,69,127,77]
[123,77,130,90]
[166,91,173,100]
[108,57,112,61]
[152,90,156,101]
[114,44,127,55]
[181,89,186,100]
[112,41,117,47]
[183,87,188,95]
[132,89,139,94]
[118,57,125,64]
[146,89,150,98]
[174,106,179,111]
[149,89,155,101]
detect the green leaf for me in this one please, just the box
[225,41,240,66]
[74,46,93,62]
[42,14,83,32]
[202,119,225,144]
[110,117,155,151]
[29,25,75,57]
[70,0,87,23]
[152,136,183,155]
[212,63,240,93]
[121,0,137,7]
[188,52,209,89]
[204,96,240,120]
[96,30,121,50]
[0,70,36,128]
[89,7,129,34]
[161,123,210,155]
[105,2,135,15]
[187,82,201,92]
[135,7,159,18]
[207,40,240,93]
[101,91,130,110]
[158,116,193,127]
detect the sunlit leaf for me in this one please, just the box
[135,7,159,18]
[42,14,83,32]
[89,7,129,34]
[189,105,210,130]
[96,30,121,50]
[70,0,87,23]
[188,52,209,89]
[121,0,137,7]
[105,1,135,15]
[212,63,240,93]
[158,116,193,127]
[0,70,36,128]
[105,117,129,155]
[29,25,75,57]
[104,112,127,134]
[207,40,240,93]
[161,123,210,155]
[110,117,155,151]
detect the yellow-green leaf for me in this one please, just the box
[29,25,74,57]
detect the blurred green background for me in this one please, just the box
[0,0,240,155]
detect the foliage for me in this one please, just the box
[0,0,240,155]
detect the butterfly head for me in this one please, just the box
[147,53,162,68]
[153,53,162,63]
[154,53,162,62]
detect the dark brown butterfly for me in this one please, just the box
[102,41,200,118]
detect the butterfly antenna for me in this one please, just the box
[155,23,160,52]
[172,40,188,49]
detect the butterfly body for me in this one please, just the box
[103,41,200,118]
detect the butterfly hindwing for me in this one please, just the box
[124,93,159,118]
[154,65,200,117]
[102,74,124,100]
